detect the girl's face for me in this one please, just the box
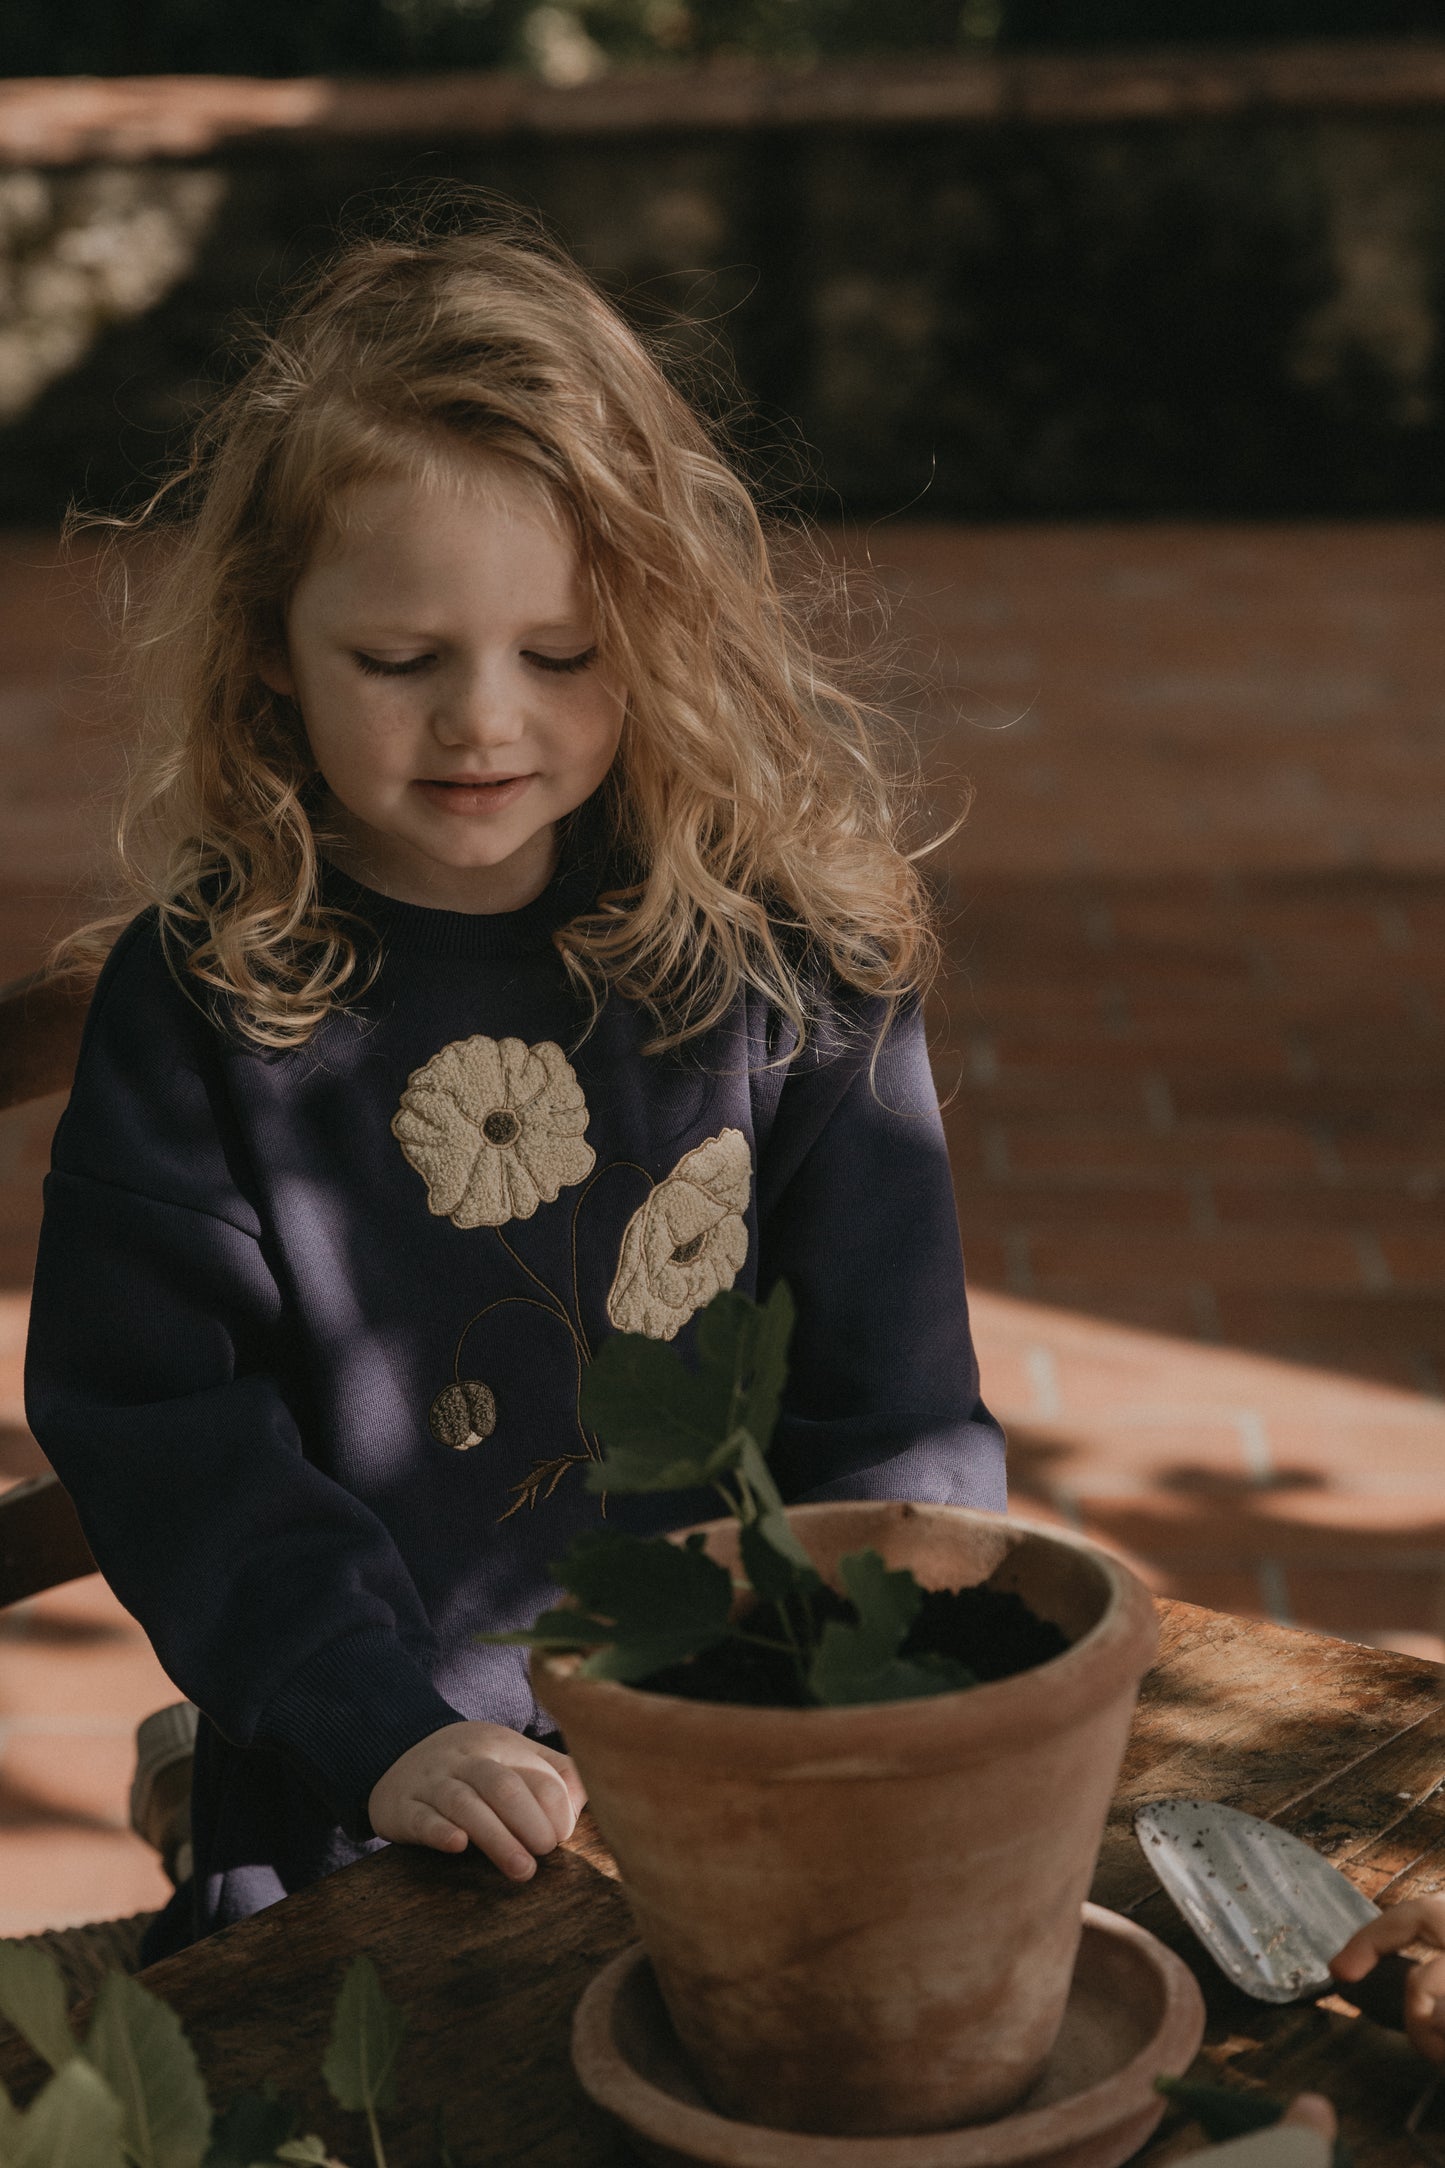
[264,455,625,913]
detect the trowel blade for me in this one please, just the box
[1134,1797,1379,2003]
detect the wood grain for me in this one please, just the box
[0,1830,639,2166]
[4,1598,1443,2165]
[1106,1603,1445,2168]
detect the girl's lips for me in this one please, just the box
[414,775,534,814]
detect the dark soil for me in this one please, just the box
[636,1580,1071,1707]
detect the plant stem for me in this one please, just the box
[776,1592,813,1699]
[713,1481,740,1519]
[718,1451,813,1694]
[367,2104,389,2168]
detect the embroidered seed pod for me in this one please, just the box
[607,1128,751,1341]
[392,1034,595,1228]
[429,1379,498,1451]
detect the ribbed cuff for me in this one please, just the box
[260,1628,465,1840]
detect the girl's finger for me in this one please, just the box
[1281,2097,1337,2141]
[403,1801,469,1854]
[535,1741,588,1815]
[431,1785,538,1880]
[1332,1899,1445,1978]
[516,1759,582,1843]
[1405,1951,1445,2014]
[1403,1950,1445,2062]
[456,1764,562,1858]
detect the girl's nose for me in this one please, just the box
[432,666,524,750]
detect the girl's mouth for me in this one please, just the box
[414,775,533,814]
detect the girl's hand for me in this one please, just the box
[1331,1897,1445,2063]
[1175,2098,1336,2168]
[368,1721,586,1880]
[1280,2097,1336,2140]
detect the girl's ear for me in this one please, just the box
[257,646,297,700]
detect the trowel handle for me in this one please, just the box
[1325,1948,1413,2032]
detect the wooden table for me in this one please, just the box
[6,1599,1445,2165]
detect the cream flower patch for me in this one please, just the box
[606,1128,751,1341]
[391,1035,595,1229]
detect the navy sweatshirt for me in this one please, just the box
[25,810,1005,1946]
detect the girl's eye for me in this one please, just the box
[354,653,435,678]
[524,646,598,676]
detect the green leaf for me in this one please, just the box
[738,1514,818,1605]
[82,1971,212,2168]
[431,2104,455,2168]
[12,2058,127,2168]
[1154,2079,1283,2141]
[579,1329,735,1492]
[581,1433,741,1497]
[0,1939,78,2070]
[808,1550,978,1707]
[579,1284,796,1499]
[737,1280,793,1455]
[476,1605,623,1652]
[2,2075,24,2154]
[840,1549,923,1651]
[484,1536,736,1680]
[809,1643,979,1706]
[696,1283,793,1459]
[554,1530,734,1682]
[204,2090,295,2167]
[734,1434,815,1572]
[1153,2086,1353,2168]
[320,1958,407,2120]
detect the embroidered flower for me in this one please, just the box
[429,1379,498,1451]
[606,1128,751,1340]
[392,1035,595,1229]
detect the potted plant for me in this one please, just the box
[496,1285,1159,2139]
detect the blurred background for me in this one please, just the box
[2,0,1445,1934]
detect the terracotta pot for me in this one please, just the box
[533,1503,1158,2140]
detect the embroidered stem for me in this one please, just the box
[569,1158,652,1358]
[453,1294,601,1517]
[464,1295,591,1456]
[456,1291,585,1370]
[493,1229,578,1347]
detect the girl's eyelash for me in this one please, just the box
[353,647,597,677]
[524,646,598,675]
[354,653,433,677]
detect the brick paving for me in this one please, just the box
[2,519,1444,1932]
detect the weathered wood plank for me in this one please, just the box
[1117,1605,1445,2168]
[1092,1601,1445,1914]
[6,1601,1444,2167]
[0,1828,637,2167]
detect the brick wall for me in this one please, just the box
[2,46,1445,519]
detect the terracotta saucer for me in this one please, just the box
[571,1901,1205,2168]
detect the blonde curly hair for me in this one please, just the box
[62,202,947,1059]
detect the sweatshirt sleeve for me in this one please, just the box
[23,924,463,1836]
[755,994,1007,1512]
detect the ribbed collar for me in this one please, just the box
[318,795,618,963]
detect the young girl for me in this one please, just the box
[24,206,1006,1956]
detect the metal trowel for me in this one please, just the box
[1135,1797,1412,2030]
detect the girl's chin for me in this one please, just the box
[390,828,559,912]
